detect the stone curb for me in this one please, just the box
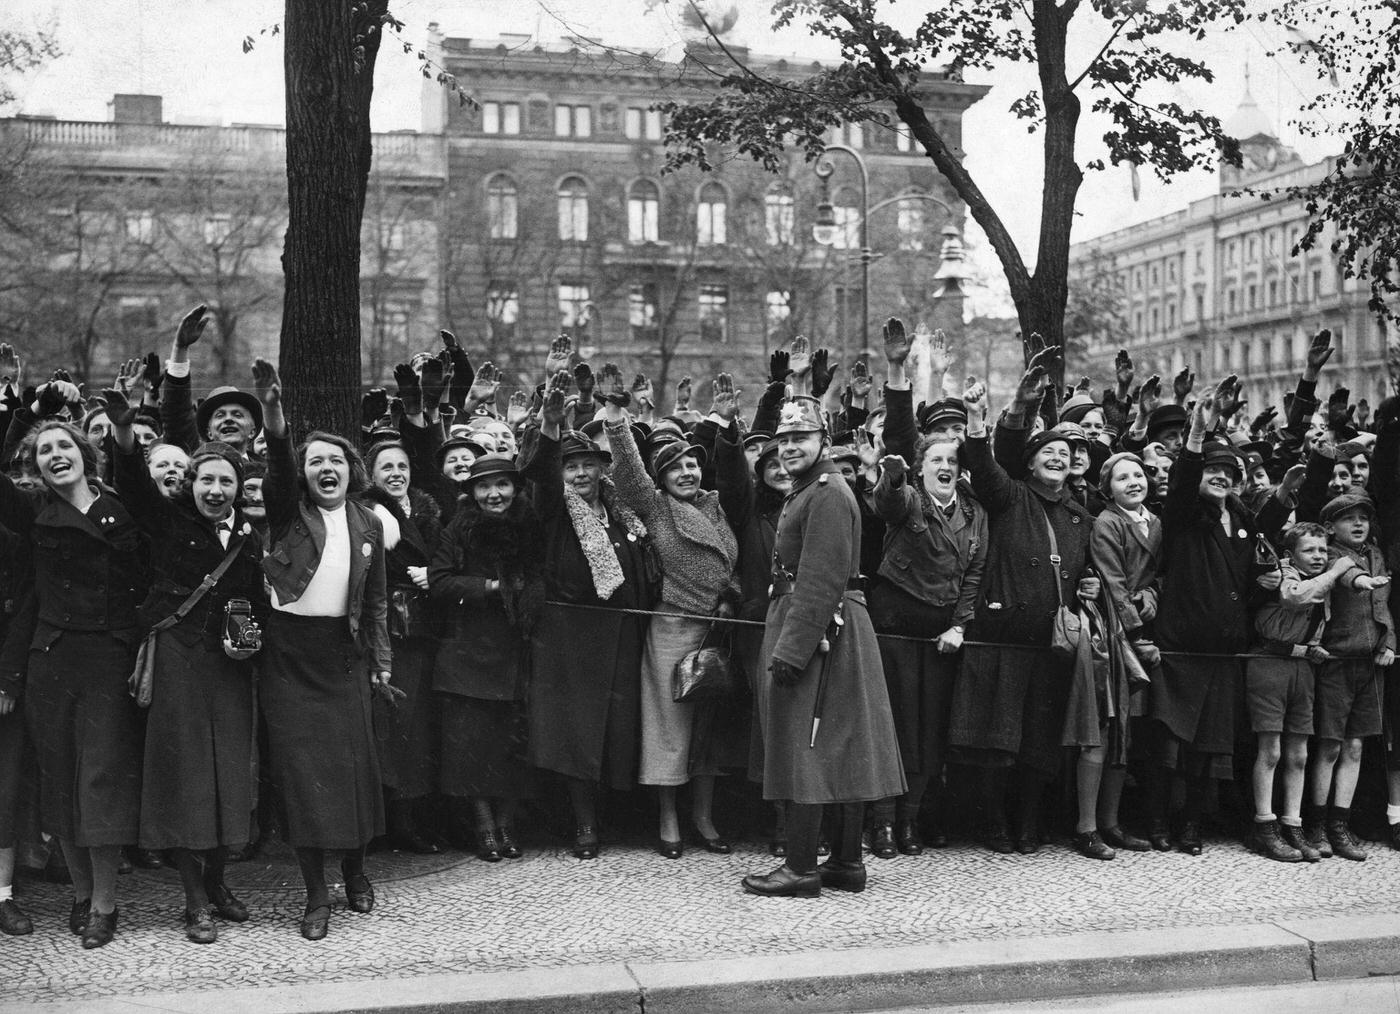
[7,915,1400,1013]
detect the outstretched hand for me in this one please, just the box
[788,335,812,378]
[598,363,631,408]
[882,317,910,366]
[100,388,138,427]
[541,370,570,430]
[177,304,209,349]
[545,333,573,375]
[393,363,423,417]
[710,372,741,422]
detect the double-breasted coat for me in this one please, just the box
[0,472,148,846]
[947,435,1093,776]
[757,458,905,805]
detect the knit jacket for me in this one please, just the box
[605,417,738,615]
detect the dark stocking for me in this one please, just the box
[203,846,227,892]
[341,845,367,883]
[897,772,933,825]
[294,847,329,910]
[170,848,209,911]
[1016,769,1045,838]
[566,777,597,829]
[978,766,1010,831]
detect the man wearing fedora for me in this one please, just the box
[160,304,263,458]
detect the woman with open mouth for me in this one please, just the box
[600,364,740,861]
[250,360,392,942]
[358,439,445,855]
[430,453,545,862]
[947,355,1101,857]
[523,371,654,860]
[108,388,266,945]
[0,414,149,949]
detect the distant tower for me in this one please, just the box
[1219,67,1301,188]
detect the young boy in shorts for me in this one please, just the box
[1304,492,1395,860]
[1248,522,1359,862]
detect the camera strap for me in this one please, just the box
[150,534,247,634]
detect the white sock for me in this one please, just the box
[1280,815,1302,827]
[1387,804,1400,825]
[0,884,11,903]
[1255,812,1276,823]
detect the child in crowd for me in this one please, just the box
[1246,522,1354,862]
[1304,493,1394,860]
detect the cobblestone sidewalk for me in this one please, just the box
[9,829,1400,1006]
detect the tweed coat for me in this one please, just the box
[1090,504,1162,636]
[757,458,905,804]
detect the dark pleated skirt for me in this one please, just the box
[870,585,956,776]
[377,636,439,799]
[259,613,384,849]
[25,628,142,846]
[139,633,254,849]
[440,695,533,799]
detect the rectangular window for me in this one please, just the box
[487,186,517,240]
[896,200,925,251]
[1195,249,1204,273]
[119,295,159,330]
[894,124,912,152]
[696,195,726,245]
[125,211,153,244]
[1227,289,1237,314]
[765,194,794,246]
[558,190,588,242]
[832,205,860,250]
[628,283,658,342]
[1247,236,1258,262]
[1167,302,1176,329]
[1312,269,1323,300]
[1247,284,1257,310]
[625,107,642,139]
[698,284,728,344]
[765,290,792,335]
[557,283,591,337]
[483,101,500,134]
[627,190,659,244]
[847,122,864,149]
[555,105,591,138]
[645,109,662,140]
[203,214,230,246]
[1268,279,1278,306]
[486,283,519,342]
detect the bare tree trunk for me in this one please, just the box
[279,0,386,440]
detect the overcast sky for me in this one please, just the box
[7,0,1335,317]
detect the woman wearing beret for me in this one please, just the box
[599,365,739,859]
[523,373,652,859]
[251,361,391,941]
[108,388,266,943]
[0,418,148,949]
[430,453,545,862]
[359,439,445,855]
[947,367,1101,856]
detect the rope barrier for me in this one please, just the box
[543,599,1379,663]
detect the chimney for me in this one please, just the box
[109,94,163,125]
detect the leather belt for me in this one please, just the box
[770,576,864,599]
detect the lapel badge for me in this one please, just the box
[362,542,373,557]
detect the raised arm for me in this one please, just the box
[598,364,658,522]
[960,377,1019,516]
[107,388,173,534]
[252,359,297,532]
[159,304,209,452]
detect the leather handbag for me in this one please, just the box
[672,620,738,702]
[128,535,247,708]
[1040,504,1083,660]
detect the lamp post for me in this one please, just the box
[812,143,964,354]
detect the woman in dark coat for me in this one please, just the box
[0,418,148,949]
[109,388,265,944]
[523,374,650,859]
[429,454,545,862]
[1149,389,1257,856]
[253,361,392,942]
[359,441,444,854]
[947,374,1100,855]
[869,436,987,857]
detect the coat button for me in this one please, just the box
[1071,516,1081,524]
[1229,591,1239,601]
[1061,571,1070,580]
[1030,558,1039,567]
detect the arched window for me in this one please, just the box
[485,174,517,240]
[627,180,660,244]
[896,197,926,251]
[764,185,794,246]
[557,176,589,242]
[696,182,727,245]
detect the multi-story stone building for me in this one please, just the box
[0,20,986,398]
[0,93,446,388]
[427,23,985,393]
[1069,83,1386,415]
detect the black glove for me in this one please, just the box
[769,659,802,687]
[769,349,790,385]
[810,349,834,397]
[361,388,389,429]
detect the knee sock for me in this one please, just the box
[785,802,822,874]
[870,796,896,824]
[295,847,329,910]
[471,798,495,835]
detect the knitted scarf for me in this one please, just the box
[563,476,648,600]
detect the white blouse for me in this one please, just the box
[272,505,351,617]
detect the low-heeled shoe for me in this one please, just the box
[700,834,732,855]
[1100,825,1151,852]
[656,838,683,860]
[68,897,91,935]
[742,865,821,898]
[497,827,523,860]
[476,832,503,863]
[206,882,250,922]
[572,826,599,860]
[895,820,923,856]
[816,859,867,893]
[300,904,330,941]
[345,874,375,913]
[81,908,117,949]
[184,906,217,944]
[1071,830,1116,861]
[869,821,898,859]
[0,898,33,936]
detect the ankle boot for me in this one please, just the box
[895,819,923,856]
[1326,819,1367,861]
[1302,817,1332,859]
[869,821,897,859]
[1250,819,1303,863]
[1278,822,1321,862]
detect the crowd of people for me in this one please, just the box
[0,303,1396,948]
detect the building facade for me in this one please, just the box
[429,26,985,393]
[0,95,446,389]
[1069,86,1385,416]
